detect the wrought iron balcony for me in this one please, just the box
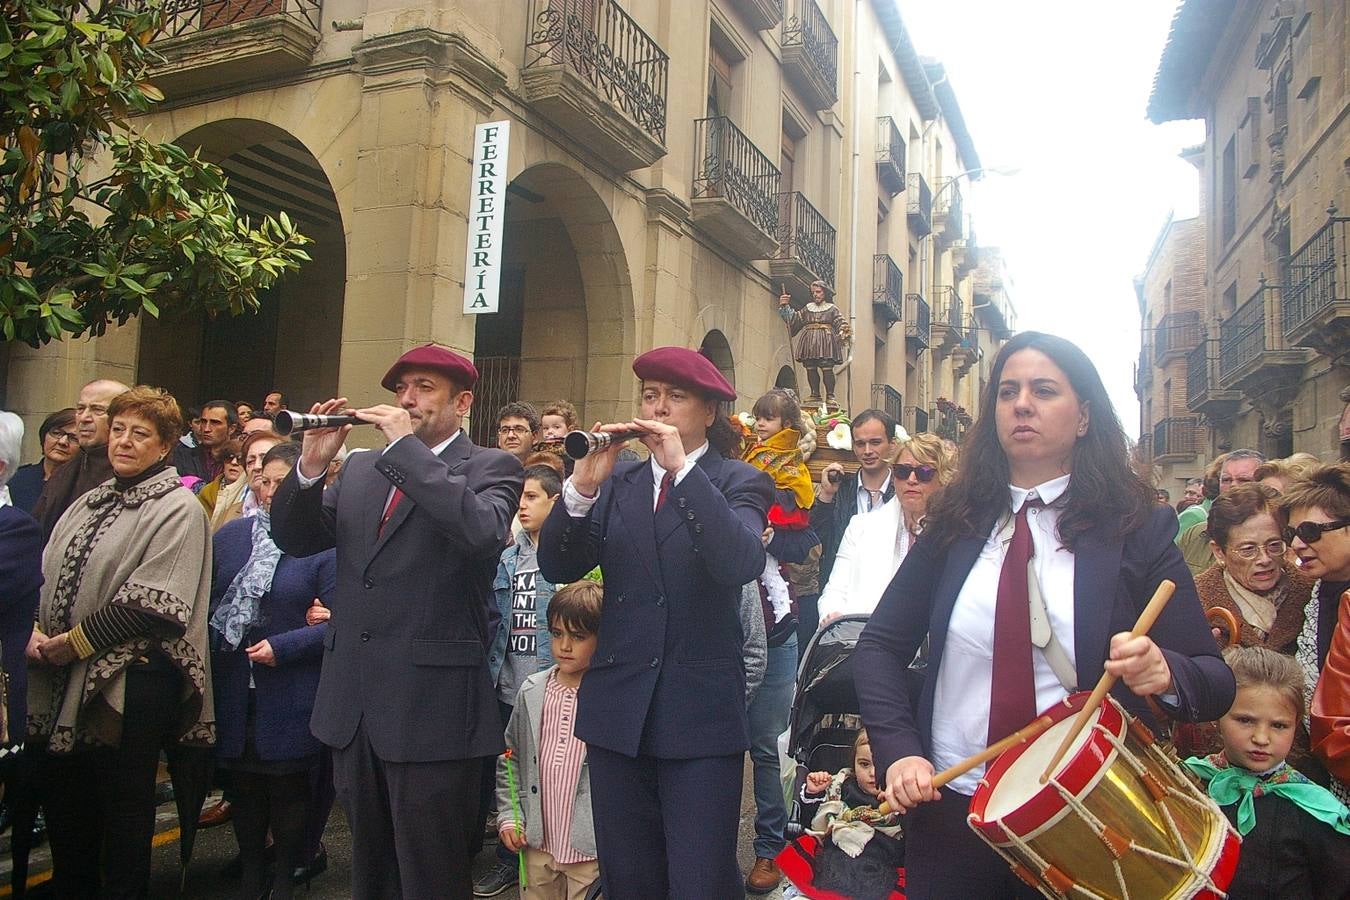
[1155,310,1203,362]
[728,0,782,31]
[1153,416,1203,461]
[523,0,669,172]
[905,406,930,434]
[1218,282,1308,396]
[1136,345,1153,397]
[933,177,964,245]
[905,293,931,350]
[952,236,979,278]
[1282,214,1349,356]
[872,254,903,328]
[875,117,905,197]
[1134,433,1153,463]
[907,173,932,238]
[930,285,963,354]
[1185,340,1240,421]
[150,0,322,96]
[871,384,903,424]
[770,192,836,305]
[691,116,781,260]
[781,0,837,110]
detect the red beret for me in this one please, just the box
[381,344,479,392]
[632,347,737,402]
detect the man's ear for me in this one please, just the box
[454,389,474,418]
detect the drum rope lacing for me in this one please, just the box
[975,721,1232,900]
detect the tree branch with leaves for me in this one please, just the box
[0,0,311,347]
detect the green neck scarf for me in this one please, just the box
[1184,754,1350,837]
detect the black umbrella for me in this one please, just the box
[165,744,215,895]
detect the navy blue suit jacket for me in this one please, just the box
[0,506,41,733]
[209,517,335,762]
[854,505,1236,779]
[538,451,773,758]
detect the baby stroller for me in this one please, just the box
[777,614,917,900]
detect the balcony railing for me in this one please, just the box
[158,0,321,37]
[1135,433,1153,462]
[781,0,838,109]
[524,0,669,145]
[905,406,929,434]
[875,117,905,197]
[1138,344,1153,387]
[931,285,963,342]
[692,116,780,240]
[872,254,903,327]
[871,384,903,424]
[905,293,930,347]
[776,192,836,288]
[1153,416,1202,459]
[1185,341,1211,410]
[1219,286,1272,383]
[1283,215,1349,345]
[1155,310,1203,360]
[906,173,932,237]
[934,177,963,241]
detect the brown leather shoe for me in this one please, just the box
[197,799,231,828]
[745,857,782,894]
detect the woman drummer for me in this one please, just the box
[853,332,1235,899]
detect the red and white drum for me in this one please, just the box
[968,692,1240,899]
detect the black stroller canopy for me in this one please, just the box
[789,615,870,754]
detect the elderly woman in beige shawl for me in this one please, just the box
[27,385,214,899]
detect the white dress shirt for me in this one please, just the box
[817,496,914,620]
[562,441,709,517]
[931,474,1076,795]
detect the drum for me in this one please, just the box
[968,692,1240,900]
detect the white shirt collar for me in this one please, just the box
[650,440,709,484]
[427,429,461,457]
[1009,473,1071,512]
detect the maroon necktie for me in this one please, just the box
[988,497,1041,744]
[378,488,404,536]
[654,471,674,512]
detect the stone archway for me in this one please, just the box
[135,120,346,410]
[470,162,636,443]
[774,365,798,392]
[699,329,736,413]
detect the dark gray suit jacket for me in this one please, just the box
[271,433,523,762]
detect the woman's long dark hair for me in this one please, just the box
[924,332,1153,550]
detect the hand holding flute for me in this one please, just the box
[569,419,685,496]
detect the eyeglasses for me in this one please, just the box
[1227,539,1287,561]
[892,463,937,483]
[497,425,533,436]
[46,430,78,444]
[1281,518,1350,545]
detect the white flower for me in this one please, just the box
[738,411,756,430]
[895,425,911,443]
[826,422,851,450]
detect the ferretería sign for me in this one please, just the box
[464,120,510,315]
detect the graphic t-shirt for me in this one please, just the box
[498,537,540,704]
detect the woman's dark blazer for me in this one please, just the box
[0,506,41,734]
[209,517,335,762]
[855,504,1236,779]
[538,451,773,759]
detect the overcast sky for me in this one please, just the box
[898,0,1205,437]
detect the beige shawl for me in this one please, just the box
[29,468,215,753]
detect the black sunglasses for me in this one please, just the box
[893,463,937,483]
[1281,518,1350,545]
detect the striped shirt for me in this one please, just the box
[539,672,592,864]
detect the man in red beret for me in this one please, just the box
[270,344,524,899]
[538,346,774,899]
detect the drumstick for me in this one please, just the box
[1038,579,1176,784]
[877,715,1053,815]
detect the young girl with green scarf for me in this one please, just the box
[1183,646,1350,898]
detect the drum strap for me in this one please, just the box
[1027,559,1078,692]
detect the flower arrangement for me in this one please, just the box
[895,425,911,443]
[825,420,851,450]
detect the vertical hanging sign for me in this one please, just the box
[463,120,511,315]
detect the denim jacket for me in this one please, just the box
[490,535,557,684]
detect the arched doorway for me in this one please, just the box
[136,121,345,411]
[469,163,634,445]
[699,330,736,412]
[774,365,798,393]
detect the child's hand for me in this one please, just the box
[498,823,527,853]
[805,771,832,795]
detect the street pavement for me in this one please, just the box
[3,758,786,899]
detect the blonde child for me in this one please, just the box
[1183,646,1350,898]
[743,389,820,635]
[496,580,604,900]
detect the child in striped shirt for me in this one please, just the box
[496,580,603,899]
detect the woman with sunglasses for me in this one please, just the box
[816,432,955,625]
[1279,464,1350,802]
[7,408,78,513]
[853,332,1233,899]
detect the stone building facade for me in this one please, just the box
[1147,0,1349,464]
[3,0,1014,455]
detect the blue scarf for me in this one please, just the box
[210,510,282,651]
[1183,753,1350,837]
